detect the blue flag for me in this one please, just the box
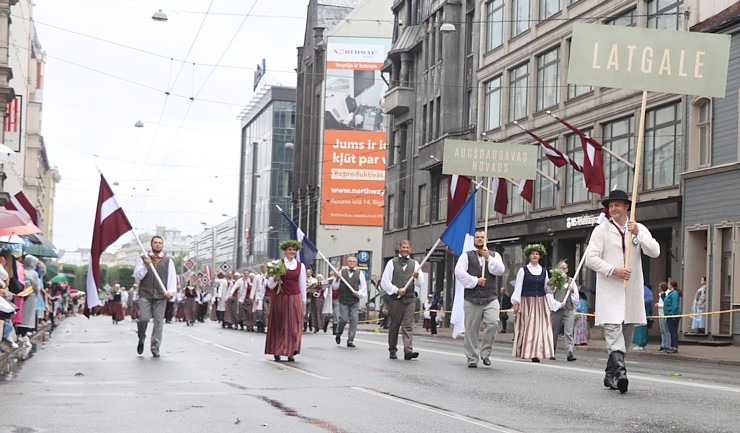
[278,209,318,268]
[440,188,478,256]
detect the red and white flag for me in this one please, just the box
[447,175,472,225]
[4,191,38,226]
[521,127,582,171]
[491,178,508,215]
[518,179,534,203]
[551,115,606,196]
[86,174,132,310]
[204,265,212,284]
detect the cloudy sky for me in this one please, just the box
[32,0,308,252]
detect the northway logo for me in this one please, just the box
[332,48,379,57]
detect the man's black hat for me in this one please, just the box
[601,189,631,208]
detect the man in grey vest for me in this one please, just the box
[547,260,580,362]
[133,236,177,358]
[381,240,426,360]
[331,256,367,348]
[454,230,505,368]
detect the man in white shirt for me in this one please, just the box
[332,256,368,348]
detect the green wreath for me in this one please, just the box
[523,243,547,257]
[279,239,303,251]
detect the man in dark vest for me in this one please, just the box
[547,259,580,362]
[133,236,177,357]
[454,230,505,368]
[380,240,426,360]
[331,256,367,348]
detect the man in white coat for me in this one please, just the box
[585,189,660,394]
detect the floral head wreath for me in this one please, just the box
[524,243,547,257]
[279,239,302,251]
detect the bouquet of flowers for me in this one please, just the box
[547,267,567,293]
[266,259,287,294]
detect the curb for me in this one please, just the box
[0,322,53,375]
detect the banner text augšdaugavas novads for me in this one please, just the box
[442,139,538,179]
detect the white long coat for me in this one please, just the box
[585,221,660,326]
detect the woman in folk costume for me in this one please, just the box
[183,284,197,326]
[265,240,306,362]
[110,284,125,324]
[511,244,554,362]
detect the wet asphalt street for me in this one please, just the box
[3,315,740,433]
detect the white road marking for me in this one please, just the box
[353,387,524,432]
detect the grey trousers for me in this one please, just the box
[603,323,635,354]
[137,298,167,353]
[551,308,575,354]
[388,299,416,354]
[463,299,500,363]
[332,299,340,324]
[337,302,359,343]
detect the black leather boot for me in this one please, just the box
[603,353,618,390]
[611,351,629,394]
[332,323,337,335]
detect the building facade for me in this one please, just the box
[238,86,296,269]
[189,218,236,275]
[682,3,740,340]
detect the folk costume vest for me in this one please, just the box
[391,257,417,304]
[338,269,361,305]
[464,250,498,305]
[139,255,170,300]
[521,265,547,297]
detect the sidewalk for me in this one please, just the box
[0,321,52,374]
[358,322,740,366]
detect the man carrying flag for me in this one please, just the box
[133,235,177,358]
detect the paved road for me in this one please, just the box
[4,316,740,433]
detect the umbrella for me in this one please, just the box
[23,233,59,258]
[0,297,16,314]
[0,209,41,236]
[51,274,69,283]
[0,143,16,164]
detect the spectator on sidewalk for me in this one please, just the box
[631,285,653,351]
[663,281,682,354]
[690,277,707,334]
[574,291,589,346]
[498,287,512,333]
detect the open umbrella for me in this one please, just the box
[51,274,69,283]
[22,233,58,258]
[0,209,41,236]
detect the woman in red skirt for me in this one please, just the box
[264,240,306,362]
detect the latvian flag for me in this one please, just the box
[5,191,38,225]
[86,174,133,311]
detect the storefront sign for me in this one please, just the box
[442,139,537,179]
[566,214,600,228]
[568,23,730,97]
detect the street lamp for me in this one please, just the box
[440,23,456,33]
[152,9,168,22]
[134,120,144,128]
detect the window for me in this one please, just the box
[534,140,557,209]
[643,102,681,190]
[432,176,448,221]
[387,194,396,230]
[566,40,591,99]
[421,104,428,144]
[507,182,526,214]
[417,184,429,224]
[602,117,634,193]
[435,96,441,138]
[487,0,505,51]
[399,189,406,228]
[536,47,560,111]
[395,125,408,163]
[485,76,503,130]
[565,133,588,204]
[509,63,529,121]
[647,0,684,30]
[606,8,636,26]
[511,0,530,37]
[694,99,711,168]
[540,0,561,20]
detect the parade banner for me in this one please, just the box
[568,23,730,98]
[442,139,538,179]
[321,36,390,226]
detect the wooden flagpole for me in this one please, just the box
[624,90,649,287]
[481,177,492,277]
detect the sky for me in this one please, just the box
[32,0,309,252]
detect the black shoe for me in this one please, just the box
[531,357,540,363]
[137,341,144,355]
[482,358,491,366]
[567,352,576,362]
[335,335,341,345]
[389,352,397,359]
[404,352,419,361]
[347,342,356,348]
[152,351,160,358]
[273,355,281,362]
[468,362,477,368]
[287,356,295,362]
[549,356,556,361]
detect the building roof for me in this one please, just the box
[691,2,740,33]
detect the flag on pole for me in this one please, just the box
[440,188,478,339]
[447,175,471,225]
[4,191,38,225]
[518,179,534,203]
[551,115,606,195]
[492,178,508,215]
[204,265,212,284]
[278,208,318,269]
[521,127,582,171]
[86,174,132,312]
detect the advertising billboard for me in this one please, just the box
[321,36,391,226]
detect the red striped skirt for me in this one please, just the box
[513,296,554,360]
[264,293,304,357]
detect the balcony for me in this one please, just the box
[384,86,414,116]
